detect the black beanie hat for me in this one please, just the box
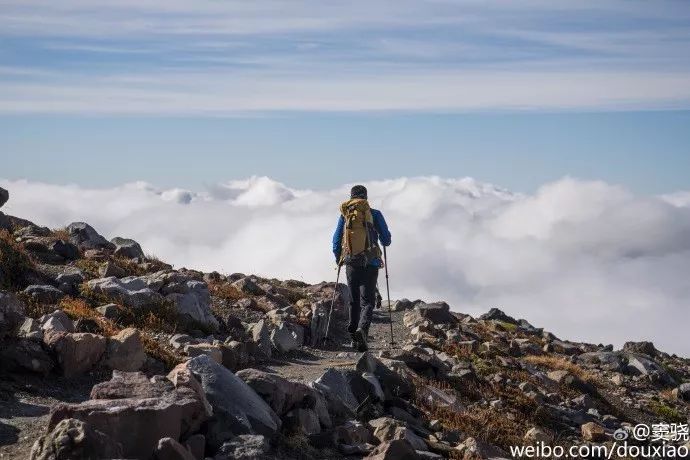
[350,185,368,199]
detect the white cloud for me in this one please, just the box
[2,175,689,356]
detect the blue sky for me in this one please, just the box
[1,0,690,193]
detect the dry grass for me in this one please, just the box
[523,355,598,385]
[0,229,33,289]
[59,297,183,369]
[208,281,244,303]
[49,227,71,242]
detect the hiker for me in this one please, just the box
[332,185,391,351]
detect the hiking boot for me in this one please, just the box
[355,328,368,352]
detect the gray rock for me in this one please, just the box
[39,310,75,334]
[154,437,196,460]
[309,300,329,346]
[0,291,26,339]
[232,277,265,296]
[67,222,114,250]
[389,298,414,312]
[403,302,457,327]
[676,383,690,402]
[23,284,66,304]
[624,353,675,385]
[215,435,270,460]
[0,338,54,375]
[365,439,419,460]
[0,187,8,208]
[183,355,281,450]
[99,261,127,278]
[623,341,657,357]
[270,321,304,353]
[577,351,625,372]
[49,369,210,459]
[18,317,43,341]
[96,303,120,320]
[111,236,145,259]
[480,307,518,324]
[30,418,123,460]
[369,417,428,451]
[356,352,414,399]
[250,320,272,359]
[312,368,359,416]
[44,332,106,377]
[86,276,162,308]
[105,328,147,372]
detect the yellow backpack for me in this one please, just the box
[339,198,381,267]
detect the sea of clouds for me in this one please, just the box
[2,176,689,355]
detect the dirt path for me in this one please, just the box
[262,309,409,383]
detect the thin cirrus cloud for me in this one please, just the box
[2,176,689,356]
[1,0,690,114]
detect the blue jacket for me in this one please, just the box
[332,208,391,267]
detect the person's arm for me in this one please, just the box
[373,210,391,246]
[332,215,345,262]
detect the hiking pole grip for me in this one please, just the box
[383,246,394,348]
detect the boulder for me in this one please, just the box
[0,338,54,374]
[270,321,304,353]
[479,307,518,324]
[312,368,360,415]
[45,332,106,377]
[215,435,270,460]
[18,317,43,341]
[180,355,281,450]
[624,353,675,385]
[365,439,420,460]
[237,368,330,428]
[49,370,210,459]
[185,343,223,364]
[39,310,75,334]
[96,303,121,320]
[155,437,196,460]
[369,417,428,451]
[0,291,25,339]
[23,284,65,304]
[56,271,85,294]
[105,327,147,372]
[622,341,657,357]
[250,320,272,359]
[67,222,114,250]
[30,418,123,460]
[309,300,329,346]
[676,383,690,402]
[334,420,377,447]
[403,302,457,327]
[285,408,321,435]
[232,277,265,296]
[524,427,550,443]
[111,236,145,259]
[0,187,8,208]
[456,437,508,460]
[581,422,606,442]
[86,276,162,308]
[99,261,127,278]
[356,352,414,399]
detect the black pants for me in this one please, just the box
[346,264,379,335]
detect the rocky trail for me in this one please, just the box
[0,185,689,460]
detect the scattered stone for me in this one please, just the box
[111,236,145,259]
[185,343,223,364]
[0,291,26,339]
[18,317,43,341]
[369,417,428,451]
[232,277,265,296]
[45,332,106,377]
[365,439,420,460]
[270,321,304,353]
[215,435,270,460]
[0,338,54,374]
[581,422,606,442]
[96,303,121,320]
[524,427,550,443]
[154,437,196,460]
[39,310,75,334]
[99,261,127,278]
[67,222,114,250]
[23,284,66,304]
[180,355,281,450]
[30,418,123,460]
[456,437,508,460]
[49,370,210,458]
[105,327,147,372]
[250,320,272,359]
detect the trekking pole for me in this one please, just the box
[323,264,342,346]
[383,246,395,348]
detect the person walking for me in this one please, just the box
[332,185,391,351]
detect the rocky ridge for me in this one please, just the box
[0,186,689,460]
